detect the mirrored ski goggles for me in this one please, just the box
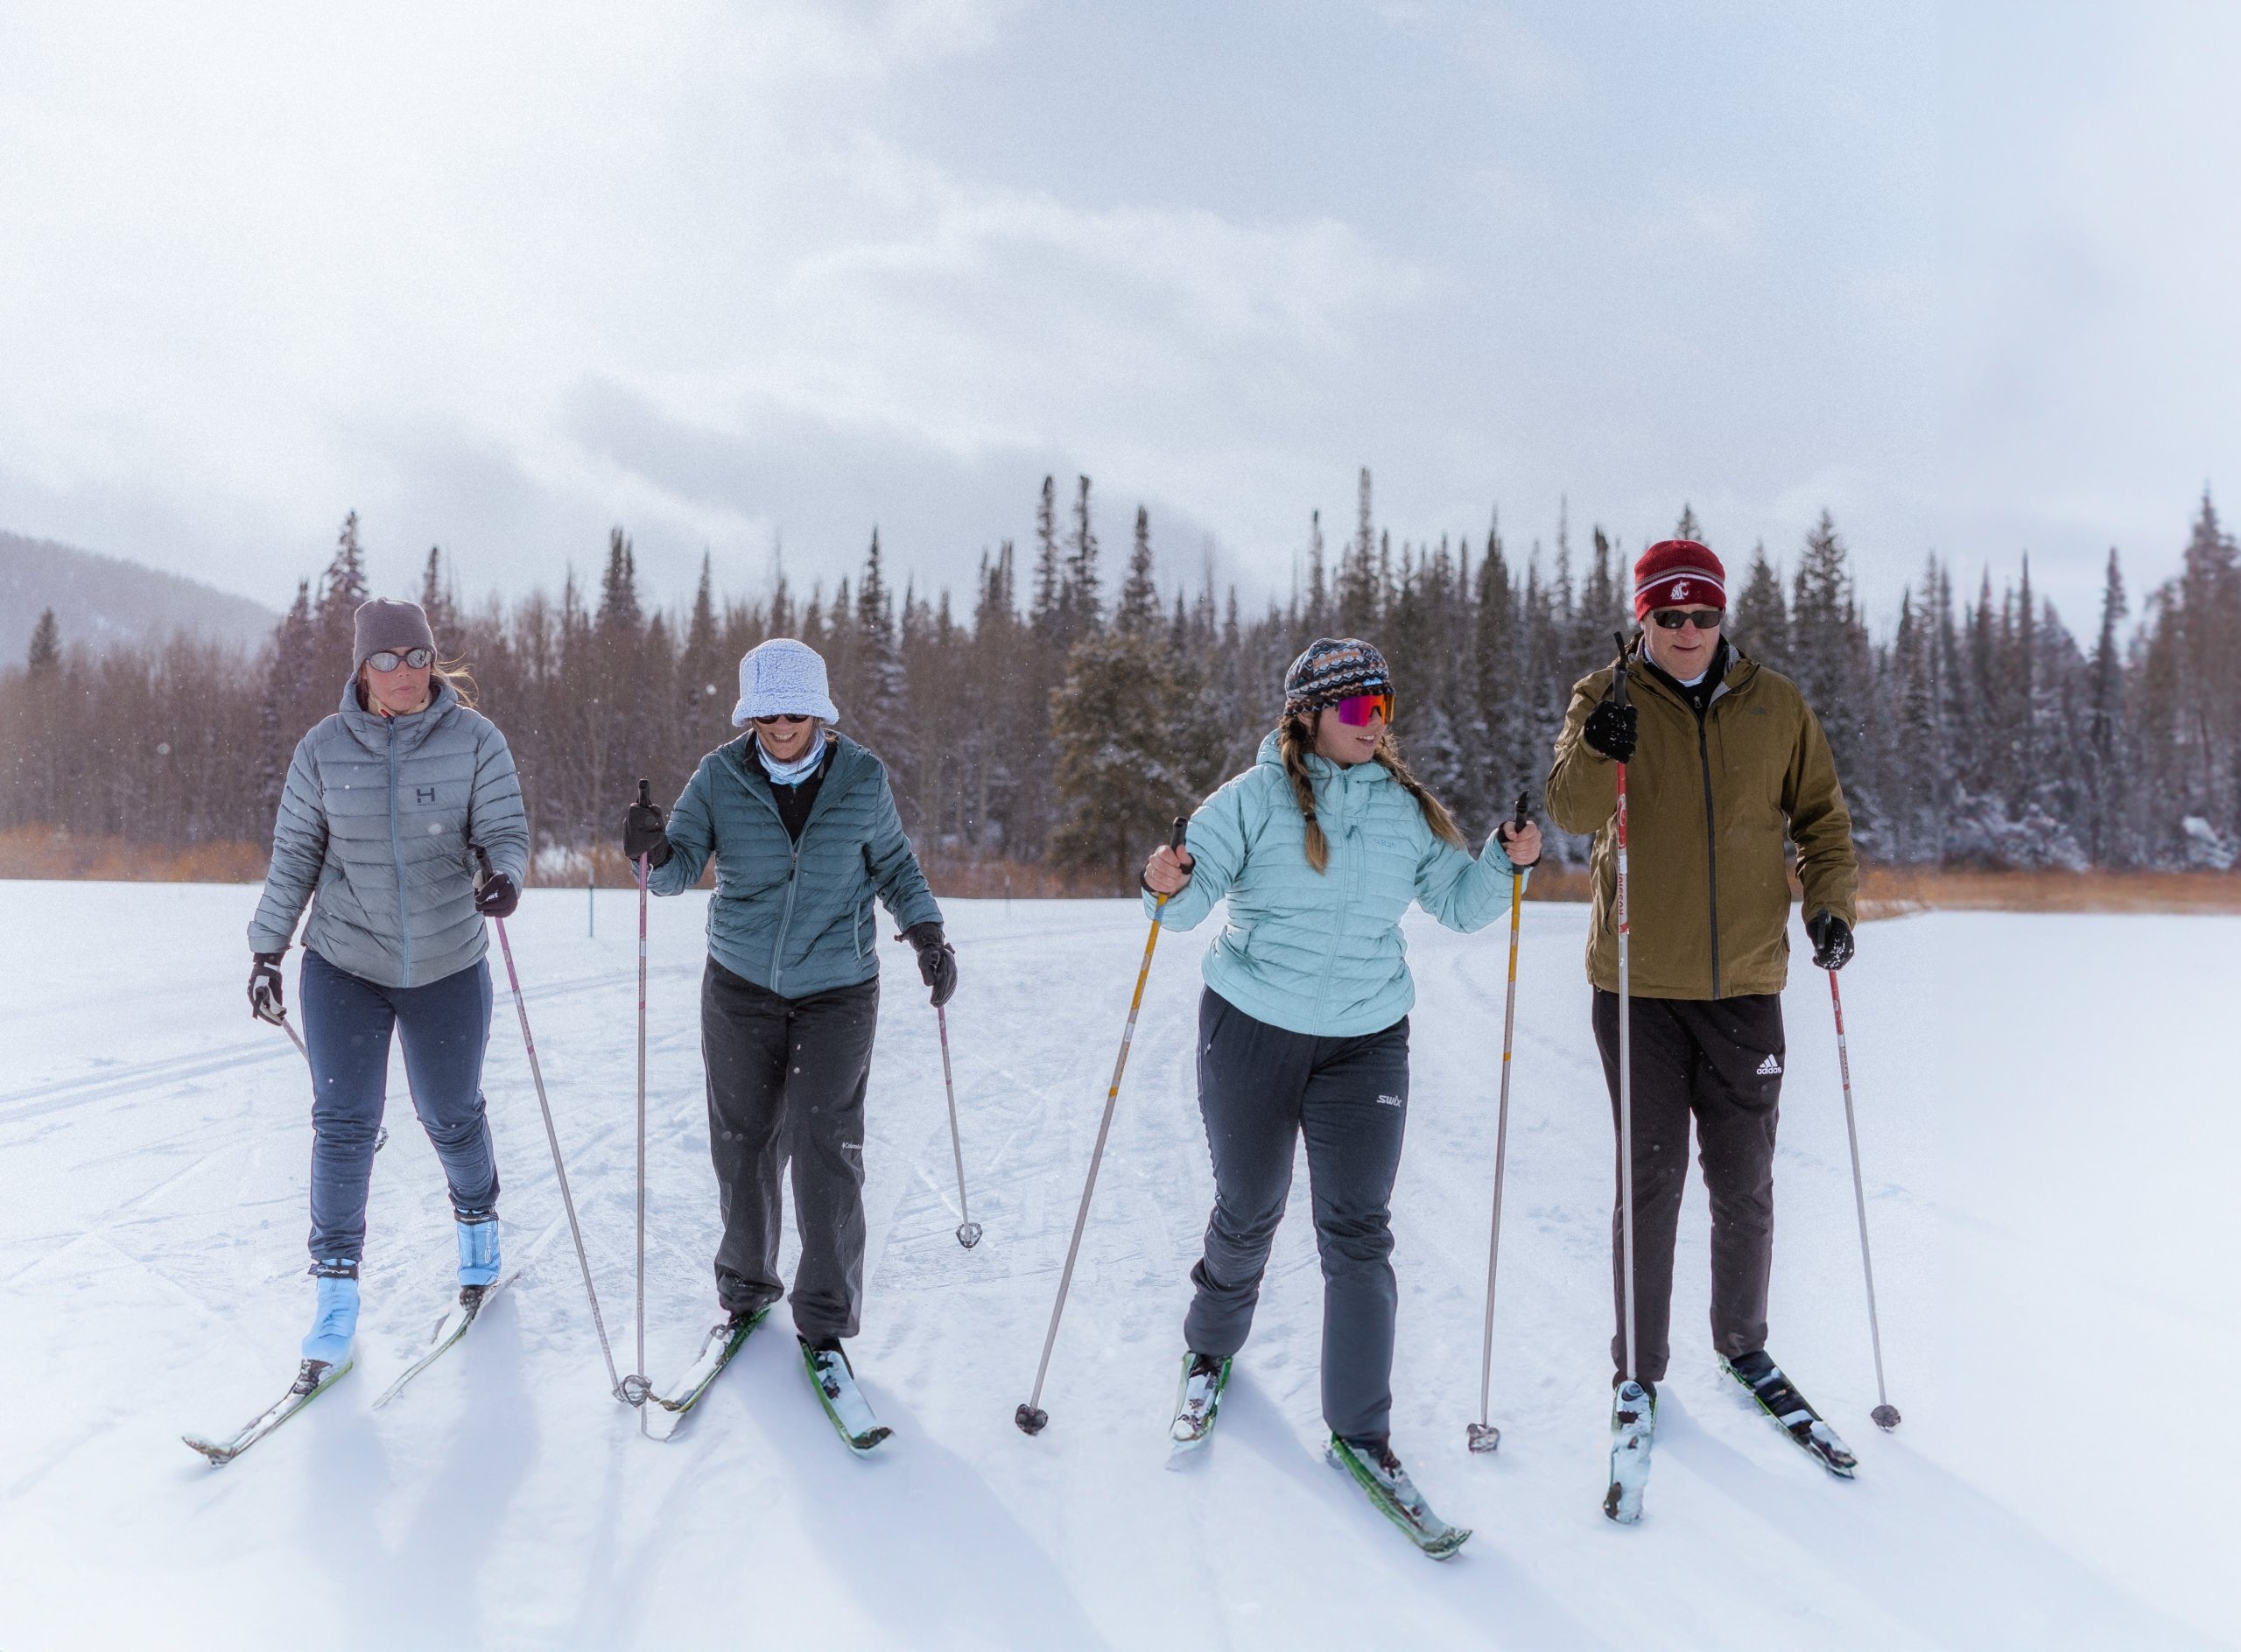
[1650,608,1723,631]
[1331,691,1394,727]
[364,647,433,671]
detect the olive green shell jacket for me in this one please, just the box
[1546,641,1858,1001]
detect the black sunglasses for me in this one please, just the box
[752,714,813,727]
[1651,609,1723,631]
[366,647,433,671]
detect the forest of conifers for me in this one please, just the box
[4,471,2238,885]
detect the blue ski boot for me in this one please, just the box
[302,1261,360,1366]
[457,1213,501,1289]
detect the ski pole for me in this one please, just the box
[1829,969,1902,1431]
[634,781,654,1431]
[1015,815,1189,1437]
[477,844,646,1407]
[1612,633,1639,1391]
[1469,791,1532,1455]
[937,1002,981,1248]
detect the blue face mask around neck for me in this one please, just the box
[756,727,827,785]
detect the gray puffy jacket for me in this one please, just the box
[249,677,530,988]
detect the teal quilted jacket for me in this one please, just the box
[1147,732,1527,1037]
[650,733,941,998]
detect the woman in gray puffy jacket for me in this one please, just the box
[622,636,950,1445]
[245,597,530,1388]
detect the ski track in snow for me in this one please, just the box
[0,881,2234,1650]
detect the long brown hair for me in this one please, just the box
[1278,712,1467,873]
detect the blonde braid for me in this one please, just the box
[1277,716,1331,873]
[1373,729,1468,850]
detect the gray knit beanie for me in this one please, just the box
[353,598,437,665]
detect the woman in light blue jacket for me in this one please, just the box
[246,598,529,1392]
[1142,636,1539,1543]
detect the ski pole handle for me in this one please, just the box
[1513,791,1530,834]
[1610,631,1631,707]
[637,777,651,812]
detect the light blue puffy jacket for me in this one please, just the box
[1146,732,1527,1037]
[249,677,530,988]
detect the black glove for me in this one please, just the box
[474,869,520,919]
[1805,910,1854,971]
[1582,699,1639,764]
[623,798,672,868]
[903,921,959,1008]
[249,953,286,1023]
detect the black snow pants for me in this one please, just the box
[701,959,881,1343]
[1592,988,1785,1384]
[1184,988,1411,1443]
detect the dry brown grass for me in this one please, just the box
[0,826,270,882]
[5,825,2233,915]
[1853,865,2241,917]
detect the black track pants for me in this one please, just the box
[1592,988,1784,1383]
[1184,988,1411,1442]
[700,959,880,1342]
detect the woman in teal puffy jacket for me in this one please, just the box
[622,638,949,1439]
[1142,636,1539,1529]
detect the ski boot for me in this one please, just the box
[1326,1434,1471,1558]
[302,1259,360,1367]
[1169,1350,1232,1452]
[801,1338,893,1453]
[1720,1350,1858,1478]
[456,1209,501,1295]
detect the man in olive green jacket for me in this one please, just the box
[1547,539,1858,1401]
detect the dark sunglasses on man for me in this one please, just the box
[1650,608,1723,631]
[366,647,433,671]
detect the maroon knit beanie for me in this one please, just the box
[1633,540,1726,621]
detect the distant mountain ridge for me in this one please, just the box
[2,531,278,662]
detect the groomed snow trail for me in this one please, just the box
[0,882,2232,1651]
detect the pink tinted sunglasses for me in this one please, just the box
[1332,692,1394,727]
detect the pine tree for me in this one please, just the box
[1305,510,1330,635]
[2085,549,2131,864]
[597,528,643,634]
[313,512,370,685]
[1116,506,1160,634]
[1336,468,1380,636]
[1050,627,1226,888]
[419,547,459,643]
[26,608,59,675]
[1730,544,1788,670]
[1675,503,1703,542]
[854,530,907,770]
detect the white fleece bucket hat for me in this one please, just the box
[730,637,840,727]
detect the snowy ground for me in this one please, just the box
[1,880,2234,1652]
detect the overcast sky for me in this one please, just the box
[1,1,2234,633]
